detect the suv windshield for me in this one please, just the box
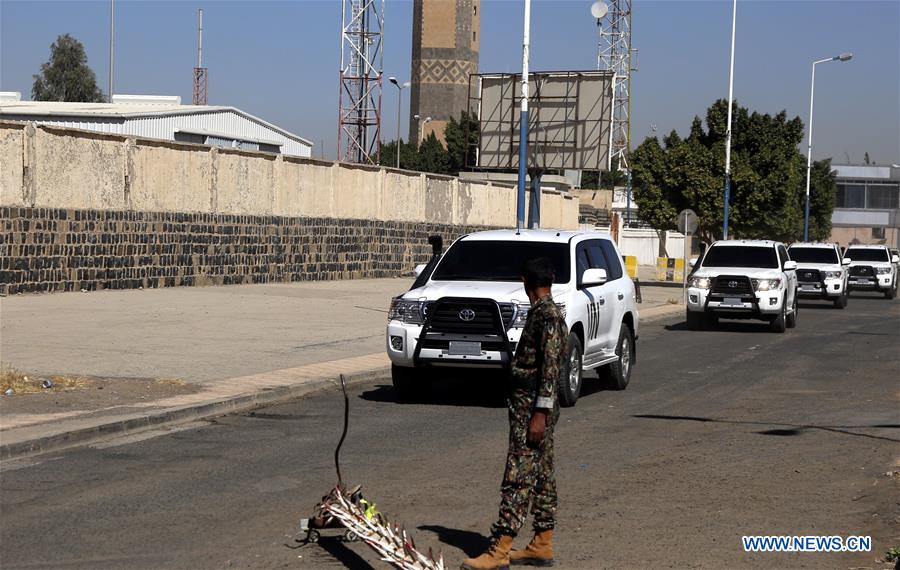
[788,247,838,264]
[701,245,779,268]
[432,240,570,282]
[845,248,889,262]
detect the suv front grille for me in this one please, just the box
[425,299,506,334]
[797,268,822,283]
[711,275,753,295]
[849,266,875,277]
[424,301,516,330]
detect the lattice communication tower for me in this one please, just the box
[192,9,208,106]
[338,0,384,164]
[597,0,633,168]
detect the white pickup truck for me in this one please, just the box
[845,244,899,299]
[686,240,799,333]
[787,242,850,308]
[386,229,640,407]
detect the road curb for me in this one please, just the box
[0,365,389,461]
[640,302,684,323]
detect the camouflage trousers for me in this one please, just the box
[490,387,559,539]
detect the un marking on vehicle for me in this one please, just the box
[458,308,476,322]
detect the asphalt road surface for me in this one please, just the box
[2,293,898,569]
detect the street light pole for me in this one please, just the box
[722,0,736,240]
[388,77,410,169]
[516,0,532,232]
[804,53,853,242]
[420,116,432,146]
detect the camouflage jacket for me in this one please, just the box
[510,295,568,410]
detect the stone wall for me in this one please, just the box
[0,121,578,295]
[0,205,491,295]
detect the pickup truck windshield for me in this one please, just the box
[702,246,779,268]
[788,247,838,264]
[432,240,570,282]
[845,248,889,262]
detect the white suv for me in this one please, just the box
[845,244,899,299]
[787,242,850,308]
[686,240,799,333]
[386,229,640,407]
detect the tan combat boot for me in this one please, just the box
[460,535,514,570]
[509,529,554,566]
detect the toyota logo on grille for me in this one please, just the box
[458,308,476,322]
[728,281,739,288]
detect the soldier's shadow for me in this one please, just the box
[417,524,491,557]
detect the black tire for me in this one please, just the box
[703,312,718,329]
[686,310,703,331]
[786,294,798,329]
[770,296,787,333]
[391,365,427,403]
[885,285,896,300]
[558,332,583,408]
[833,293,848,309]
[607,323,634,391]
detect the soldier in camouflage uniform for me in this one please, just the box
[462,257,568,570]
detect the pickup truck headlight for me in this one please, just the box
[510,302,566,328]
[823,270,843,279]
[875,266,893,275]
[689,276,711,289]
[388,298,425,324]
[753,278,782,292]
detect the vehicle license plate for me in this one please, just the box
[448,341,481,356]
[722,297,742,306]
[855,278,871,284]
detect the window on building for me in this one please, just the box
[473,5,477,15]
[872,227,885,239]
[836,184,866,208]
[866,184,900,209]
[174,132,205,144]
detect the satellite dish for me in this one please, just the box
[591,1,608,19]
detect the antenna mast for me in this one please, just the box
[597,0,633,169]
[193,8,208,105]
[338,0,384,164]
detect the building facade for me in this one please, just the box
[408,0,479,146]
[829,164,900,248]
[0,94,313,158]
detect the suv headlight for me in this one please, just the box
[689,276,711,289]
[754,278,782,292]
[875,266,893,275]
[823,270,843,279]
[512,303,530,327]
[388,298,425,324]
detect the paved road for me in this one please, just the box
[2,293,898,569]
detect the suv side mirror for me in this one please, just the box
[581,268,608,288]
[892,255,900,264]
[689,258,698,268]
[842,258,852,266]
[783,260,798,271]
[413,263,427,277]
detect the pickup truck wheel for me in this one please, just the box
[557,332,583,408]
[770,297,787,333]
[885,284,896,300]
[391,365,427,403]
[703,312,718,329]
[786,294,798,328]
[607,324,634,391]
[686,310,703,331]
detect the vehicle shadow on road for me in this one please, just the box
[664,321,775,334]
[417,524,490,557]
[360,371,614,408]
[633,414,900,443]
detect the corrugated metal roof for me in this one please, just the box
[0,100,314,148]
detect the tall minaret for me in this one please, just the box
[408,0,480,146]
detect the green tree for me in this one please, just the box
[417,132,450,174]
[580,157,627,189]
[444,111,479,175]
[381,139,422,171]
[32,34,105,102]
[631,99,835,243]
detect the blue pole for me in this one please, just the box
[803,192,810,241]
[723,175,730,240]
[517,108,529,231]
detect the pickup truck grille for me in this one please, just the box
[711,275,753,295]
[424,301,516,331]
[849,265,875,277]
[797,268,822,283]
